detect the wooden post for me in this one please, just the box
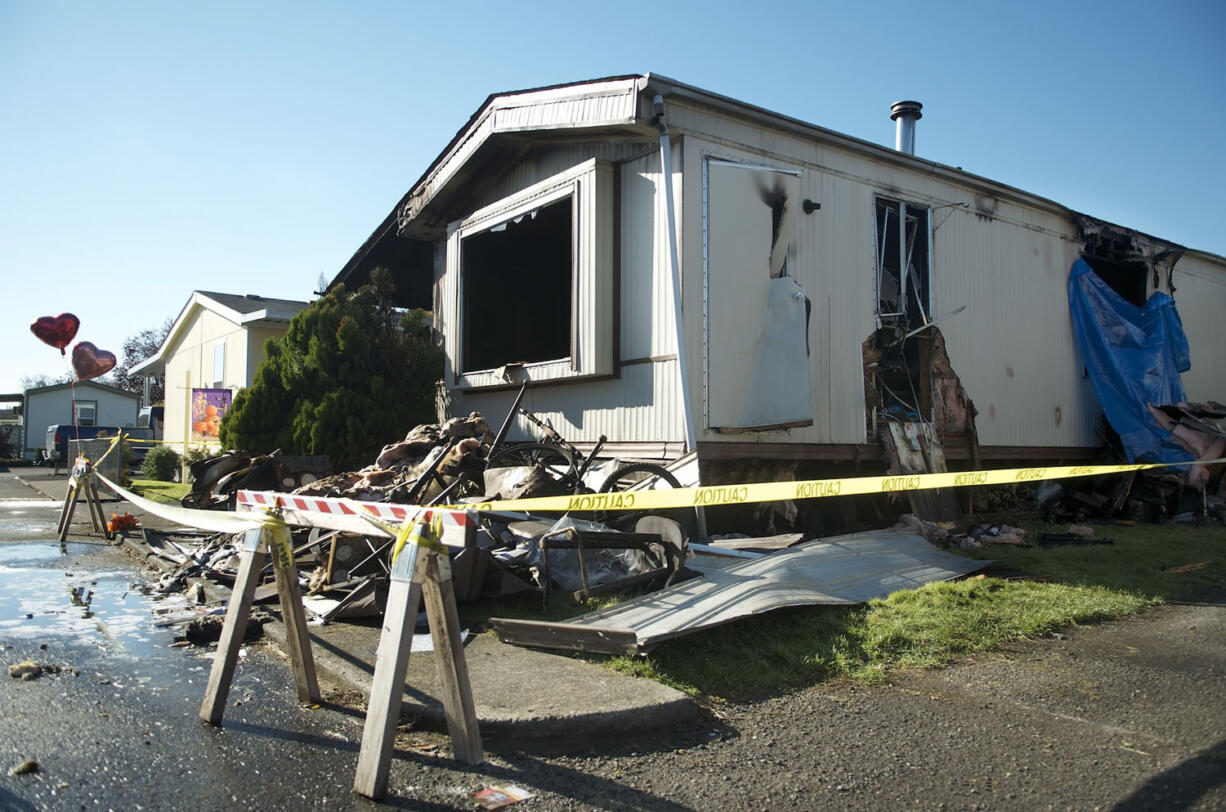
[267,523,320,704]
[200,523,321,725]
[421,554,483,764]
[56,478,81,542]
[85,476,108,537]
[200,528,267,725]
[56,462,110,541]
[352,544,426,799]
[353,535,483,800]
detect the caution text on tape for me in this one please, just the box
[441,459,1220,514]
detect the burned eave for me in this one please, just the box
[1073,212,1186,298]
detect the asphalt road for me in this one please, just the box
[1,468,1224,810]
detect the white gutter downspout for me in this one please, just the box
[653,94,697,454]
[653,94,707,539]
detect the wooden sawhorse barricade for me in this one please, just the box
[57,459,112,543]
[197,514,483,800]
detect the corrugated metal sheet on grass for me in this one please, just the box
[492,529,987,654]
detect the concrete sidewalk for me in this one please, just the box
[4,466,700,743]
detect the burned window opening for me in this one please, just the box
[460,197,573,372]
[875,197,930,329]
[1081,255,1148,308]
[871,196,933,432]
[1081,233,1147,307]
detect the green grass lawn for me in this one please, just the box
[128,478,191,504]
[471,521,1223,701]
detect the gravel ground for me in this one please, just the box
[4,568,1223,811]
[3,467,1222,810]
[326,599,1226,810]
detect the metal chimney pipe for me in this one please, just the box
[890,100,923,155]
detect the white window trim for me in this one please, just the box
[447,158,614,390]
[873,195,933,327]
[74,400,98,426]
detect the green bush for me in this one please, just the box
[0,426,16,460]
[141,444,181,482]
[182,446,213,482]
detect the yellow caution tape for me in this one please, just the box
[364,510,447,565]
[443,458,1225,514]
[123,438,222,446]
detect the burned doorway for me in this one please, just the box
[867,195,933,426]
[702,157,813,432]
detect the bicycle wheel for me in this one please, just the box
[597,463,689,534]
[598,463,682,494]
[485,443,580,491]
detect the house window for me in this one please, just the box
[874,196,931,328]
[461,197,573,371]
[212,340,226,387]
[448,158,614,389]
[74,400,97,426]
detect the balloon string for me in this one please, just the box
[66,356,80,448]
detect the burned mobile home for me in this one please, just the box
[329,74,1226,521]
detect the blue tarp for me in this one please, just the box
[1068,258,1192,463]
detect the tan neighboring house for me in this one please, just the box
[132,291,308,452]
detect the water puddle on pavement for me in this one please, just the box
[0,542,168,653]
[0,542,228,696]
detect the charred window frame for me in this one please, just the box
[874,196,931,329]
[1080,232,1148,307]
[448,159,614,390]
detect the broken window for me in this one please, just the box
[875,196,930,328]
[460,198,573,372]
[448,158,614,389]
[867,196,935,433]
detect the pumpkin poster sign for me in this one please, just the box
[191,388,231,441]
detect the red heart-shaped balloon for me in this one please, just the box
[72,341,117,381]
[30,313,81,355]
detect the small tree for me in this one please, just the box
[20,373,74,390]
[112,318,173,406]
[220,269,443,471]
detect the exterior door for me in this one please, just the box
[703,158,813,431]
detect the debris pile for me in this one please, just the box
[8,660,76,681]
[131,402,697,622]
[896,513,1026,549]
[295,413,492,503]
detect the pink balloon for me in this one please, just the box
[72,342,117,381]
[30,313,81,355]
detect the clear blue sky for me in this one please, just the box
[2,0,1223,395]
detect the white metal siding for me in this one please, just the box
[675,103,1111,450]
[439,143,684,447]
[437,91,1226,456]
[935,206,1096,447]
[469,143,655,213]
[1172,253,1226,402]
[23,387,138,456]
[492,91,638,133]
[448,359,684,448]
